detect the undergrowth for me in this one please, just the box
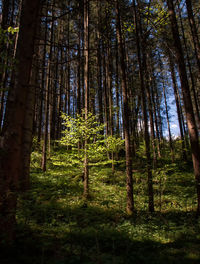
[1,148,200,264]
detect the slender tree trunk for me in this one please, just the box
[37,5,49,143]
[116,0,134,215]
[83,0,89,198]
[41,59,50,172]
[77,11,81,115]
[178,5,200,130]
[103,47,109,136]
[159,55,175,162]
[150,70,161,158]
[115,37,120,137]
[67,14,71,117]
[41,13,54,172]
[97,31,103,126]
[146,55,157,167]
[0,67,8,131]
[50,48,57,141]
[163,79,174,162]
[58,50,64,139]
[168,52,187,160]
[133,0,154,212]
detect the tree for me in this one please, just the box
[61,111,105,181]
[166,0,200,215]
[133,0,154,212]
[83,0,89,198]
[116,0,134,215]
[0,0,41,243]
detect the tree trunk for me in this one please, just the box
[168,52,187,161]
[167,0,200,215]
[178,4,200,130]
[41,11,54,172]
[20,7,41,190]
[133,0,154,212]
[185,0,200,74]
[116,0,134,215]
[146,54,157,167]
[0,0,41,243]
[149,67,161,158]
[83,0,89,199]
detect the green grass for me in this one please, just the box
[1,149,200,264]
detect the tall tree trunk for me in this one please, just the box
[77,9,81,115]
[159,55,174,162]
[83,0,89,198]
[146,54,157,167]
[115,37,120,137]
[20,6,41,190]
[37,5,49,143]
[167,0,200,215]
[168,52,187,160]
[149,68,161,158]
[41,11,54,172]
[67,14,71,117]
[116,0,134,215]
[163,80,174,162]
[41,59,50,172]
[133,0,154,212]
[103,47,109,136]
[0,0,41,243]
[178,5,200,130]
[97,34,103,126]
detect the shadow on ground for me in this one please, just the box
[0,206,200,264]
[1,159,199,264]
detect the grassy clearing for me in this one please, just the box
[1,149,200,264]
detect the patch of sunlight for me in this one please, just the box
[186,252,200,260]
[52,160,67,166]
[150,232,173,244]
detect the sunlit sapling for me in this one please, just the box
[60,111,125,176]
[0,26,19,46]
[105,135,124,174]
[60,111,105,178]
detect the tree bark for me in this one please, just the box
[0,0,41,243]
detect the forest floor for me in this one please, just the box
[1,148,200,264]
